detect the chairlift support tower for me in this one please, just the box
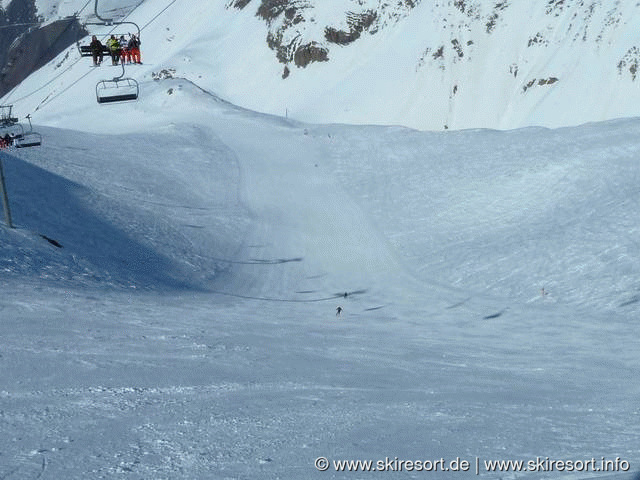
[0,153,13,228]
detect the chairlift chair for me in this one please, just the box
[14,133,42,148]
[13,115,41,148]
[0,106,24,145]
[0,109,41,148]
[96,61,139,104]
[79,0,141,59]
[0,122,24,140]
[0,105,19,126]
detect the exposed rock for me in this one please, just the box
[152,69,177,81]
[538,76,558,85]
[257,0,294,22]
[486,2,509,34]
[325,11,377,46]
[227,0,420,73]
[618,47,640,81]
[528,32,548,47]
[228,0,252,9]
[293,42,328,68]
[545,0,567,16]
[451,38,464,58]
[522,76,559,92]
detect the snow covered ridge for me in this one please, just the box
[13,0,640,129]
[222,0,640,129]
[227,0,417,72]
[228,0,636,75]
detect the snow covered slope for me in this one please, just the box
[12,0,640,130]
[2,78,640,477]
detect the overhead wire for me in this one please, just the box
[2,0,170,112]
[140,0,176,32]
[75,0,94,17]
[1,0,95,106]
[0,22,41,30]
[2,20,89,106]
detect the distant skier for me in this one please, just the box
[336,306,342,316]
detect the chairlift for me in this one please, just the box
[0,122,24,140]
[13,115,42,148]
[77,0,141,57]
[83,0,140,40]
[0,105,19,126]
[96,61,139,104]
[0,107,41,148]
[0,105,24,145]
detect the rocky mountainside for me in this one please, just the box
[222,0,640,129]
[0,0,85,97]
[7,0,640,130]
[230,0,638,80]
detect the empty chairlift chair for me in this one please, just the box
[13,115,41,148]
[96,62,139,104]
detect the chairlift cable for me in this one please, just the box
[75,0,94,17]
[2,13,95,106]
[2,19,88,105]
[1,8,94,104]
[0,22,40,30]
[4,0,163,111]
[140,0,177,32]
[88,0,141,38]
[5,0,144,110]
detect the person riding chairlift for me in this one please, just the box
[119,35,130,65]
[128,34,141,64]
[106,35,121,66]
[89,35,104,66]
[0,134,13,149]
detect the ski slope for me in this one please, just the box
[0,0,639,478]
[1,80,640,477]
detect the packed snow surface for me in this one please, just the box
[1,0,639,478]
